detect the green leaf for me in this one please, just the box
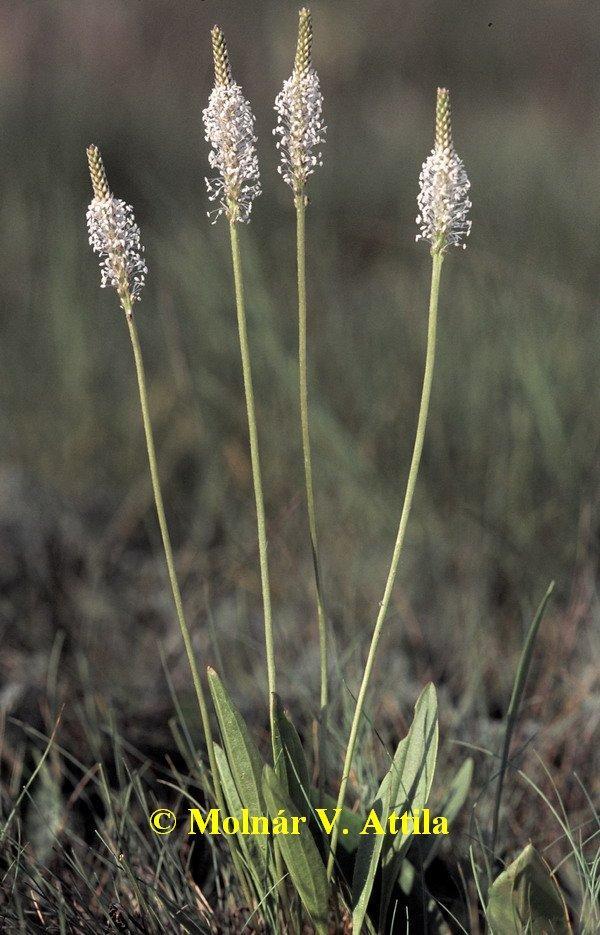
[272,695,311,813]
[213,742,264,887]
[24,758,63,864]
[379,683,439,928]
[213,742,245,830]
[388,684,439,841]
[207,668,268,868]
[491,583,554,861]
[421,757,473,871]
[262,765,329,935]
[271,695,286,789]
[349,685,439,932]
[352,770,393,933]
[397,758,473,900]
[310,790,365,854]
[487,843,572,934]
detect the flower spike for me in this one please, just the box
[87,145,111,202]
[435,87,453,153]
[294,6,313,77]
[211,25,232,88]
[86,145,147,310]
[416,88,471,254]
[274,7,326,198]
[202,27,261,224]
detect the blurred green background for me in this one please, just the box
[0,0,598,851]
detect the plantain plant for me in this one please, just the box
[84,8,574,934]
[274,7,329,792]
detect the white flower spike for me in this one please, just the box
[202,26,261,224]
[274,7,325,198]
[416,88,471,254]
[86,145,147,309]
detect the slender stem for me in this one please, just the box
[125,307,252,898]
[126,312,214,769]
[228,221,277,758]
[296,194,328,770]
[327,251,444,879]
[227,226,293,929]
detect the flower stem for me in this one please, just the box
[226,229,293,927]
[124,305,252,898]
[296,194,328,777]
[228,221,277,758]
[327,250,444,879]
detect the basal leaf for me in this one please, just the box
[421,756,473,871]
[397,758,473,900]
[262,765,329,935]
[207,668,268,867]
[310,790,365,854]
[487,843,572,934]
[24,758,63,865]
[379,683,439,927]
[352,770,392,933]
[273,695,311,814]
[213,742,266,889]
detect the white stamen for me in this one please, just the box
[202,83,261,224]
[274,68,325,192]
[87,196,147,300]
[416,147,471,251]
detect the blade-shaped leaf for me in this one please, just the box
[262,765,329,935]
[351,684,438,933]
[24,758,63,865]
[271,694,286,788]
[422,757,472,871]
[272,694,311,813]
[213,743,246,845]
[388,684,439,838]
[491,582,554,863]
[207,668,268,867]
[487,843,572,934]
[352,770,392,933]
[379,683,439,927]
[310,790,365,854]
[397,758,473,900]
[213,742,267,891]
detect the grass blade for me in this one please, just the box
[490,581,555,861]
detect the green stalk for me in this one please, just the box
[124,303,252,899]
[228,221,277,758]
[327,251,444,879]
[296,194,328,769]
[226,224,293,924]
